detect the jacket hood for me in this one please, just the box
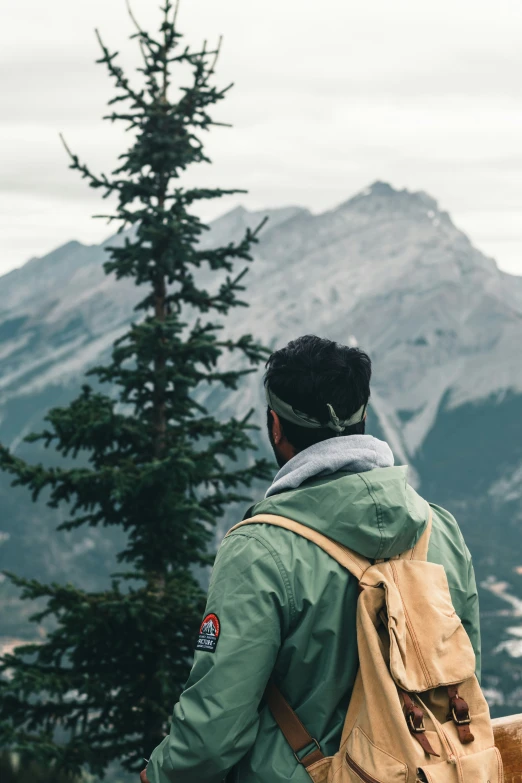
[248,466,429,560]
[265,435,394,498]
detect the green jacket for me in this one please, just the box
[147,466,480,783]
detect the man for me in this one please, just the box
[143,335,480,783]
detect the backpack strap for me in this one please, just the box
[264,681,325,769]
[226,513,372,581]
[227,514,370,774]
[448,685,475,745]
[400,689,440,757]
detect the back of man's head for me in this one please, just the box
[264,335,372,452]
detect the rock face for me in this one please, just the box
[1,182,521,715]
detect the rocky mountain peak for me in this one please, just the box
[339,180,442,221]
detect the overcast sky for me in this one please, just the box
[1,0,521,276]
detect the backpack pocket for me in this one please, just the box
[343,727,408,783]
[345,753,391,783]
[418,745,504,783]
[383,561,476,692]
[306,756,333,783]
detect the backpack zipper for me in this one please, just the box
[345,753,382,783]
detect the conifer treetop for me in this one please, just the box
[0,2,271,775]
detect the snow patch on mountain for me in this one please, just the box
[489,461,522,504]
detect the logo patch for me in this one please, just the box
[196,613,220,653]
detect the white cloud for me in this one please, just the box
[0,0,521,275]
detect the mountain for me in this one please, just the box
[1,182,521,716]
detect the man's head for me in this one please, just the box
[264,335,372,467]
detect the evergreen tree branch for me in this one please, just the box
[94,29,146,109]
[125,0,155,55]
[0,2,272,775]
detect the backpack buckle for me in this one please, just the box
[407,712,426,733]
[451,706,471,725]
[293,738,321,765]
[450,694,471,725]
[401,692,440,757]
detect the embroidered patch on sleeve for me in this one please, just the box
[196,613,220,653]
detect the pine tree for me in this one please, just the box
[0,2,270,777]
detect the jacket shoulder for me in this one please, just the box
[218,524,288,570]
[428,502,469,554]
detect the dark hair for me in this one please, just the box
[264,335,372,452]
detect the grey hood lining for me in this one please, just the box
[265,435,395,499]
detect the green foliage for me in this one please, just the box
[0,1,270,777]
[0,752,82,783]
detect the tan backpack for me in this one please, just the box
[228,509,503,783]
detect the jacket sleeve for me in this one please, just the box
[146,530,293,783]
[460,550,482,683]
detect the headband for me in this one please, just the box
[265,385,368,434]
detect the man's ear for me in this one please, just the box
[270,410,283,445]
